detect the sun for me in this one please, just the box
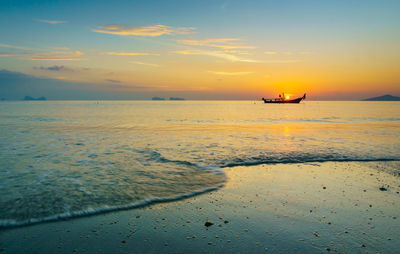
[285,95,290,100]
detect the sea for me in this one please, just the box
[0,100,399,227]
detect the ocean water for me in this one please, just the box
[0,101,399,227]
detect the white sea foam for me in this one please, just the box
[0,180,225,228]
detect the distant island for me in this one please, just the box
[362,94,400,101]
[169,97,185,101]
[23,96,46,101]
[151,97,185,101]
[151,97,165,100]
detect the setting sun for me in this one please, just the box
[285,95,290,100]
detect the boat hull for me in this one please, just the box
[262,97,304,103]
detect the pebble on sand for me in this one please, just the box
[205,221,214,227]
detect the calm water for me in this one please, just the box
[1,101,399,227]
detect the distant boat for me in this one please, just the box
[262,93,306,103]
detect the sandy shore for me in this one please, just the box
[0,161,399,253]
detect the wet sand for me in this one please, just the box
[0,161,399,253]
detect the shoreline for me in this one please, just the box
[1,161,399,253]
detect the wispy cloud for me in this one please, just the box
[223,50,250,55]
[105,79,121,83]
[34,65,72,71]
[30,50,84,61]
[131,61,160,67]
[264,59,301,64]
[177,38,255,50]
[264,51,277,55]
[0,43,33,50]
[103,52,160,56]
[208,71,253,76]
[36,19,67,25]
[173,50,257,62]
[31,57,82,61]
[93,24,195,37]
[0,53,25,57]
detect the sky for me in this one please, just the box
[0,0,399,100]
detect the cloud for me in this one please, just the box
[1,46,84,61]
[104,52,160,56]
[0,53,24,57]
[31,57,82,61]
[173,50,257,62]
[208,71,253,76]
[223,50,250,55]
[30,50,84,61]
[105,79,121,83]
[93,24,195,37]
[264,51,277,55]
[0,43,33,50]
[34,65,73,71]
[36,19,67,25]
[131,61,159,67]
[264,59,301,64]
[177,38,255,50]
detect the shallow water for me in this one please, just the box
[0,101,399,226]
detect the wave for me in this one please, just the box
[221,156,400,168]
[1,149,398,229]
[0,182,224,229]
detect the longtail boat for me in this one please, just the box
[262,93,306,103]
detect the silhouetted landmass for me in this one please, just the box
[169,97,185,101]
[362,94,400,101]
[151,97,165,100]
[24,96,47,101]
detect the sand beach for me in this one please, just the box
[1,161,399,253]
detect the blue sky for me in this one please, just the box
[1,0,399,99]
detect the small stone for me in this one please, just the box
[208,242,212,245]
[121,240,126,243]
[224,220,229,224]
[323,186,326,190]
[379,187,387,191]
[205,221,214,227]
[326,247,331,251]
[361,244,366,248]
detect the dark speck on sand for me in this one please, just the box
[204,221,214,227]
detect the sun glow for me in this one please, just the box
[285,95,290,100]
